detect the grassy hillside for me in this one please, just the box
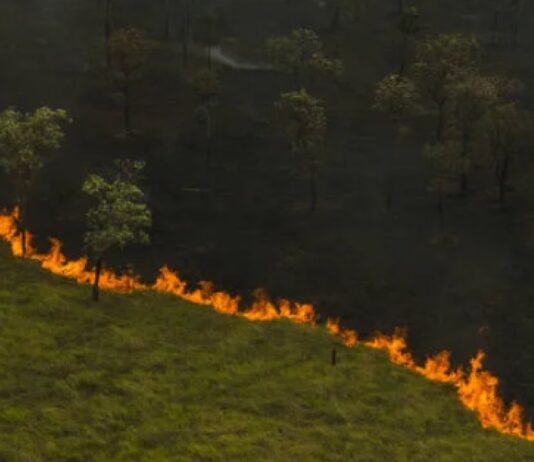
[0,246,533,462]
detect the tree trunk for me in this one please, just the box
[499,153,509,206]
[437,189,445,232]
[205,105,212,168]
[164,0,171,40]
[293,66,302,89]
[20,203,27,257]
[182,0,193,68]
[459,126,470,197]
[123,80,131,134]
[207,45,212,69]
[330,4,341,31]
[386,173,394,210]
[20,229,27,257]
[92,258,103,302]
[206,136,212,168]
[491,11,499,45]
[459,173,468,197]
[105,0,112,70]
[436,99,446,143]
[398,34,408,76]
[310,162,318,213]
[16,182,29,257]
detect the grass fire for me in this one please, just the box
[1,207,533,446]
[2,1,534,459]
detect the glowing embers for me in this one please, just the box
[0,207,533,442]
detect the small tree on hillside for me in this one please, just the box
[83,159,152,301]
[411,33,480,143]
[276,89,326,213]
[109,27,150,135]
[0,107,69,255]
[267,28,343,88]
[373,74,421,208]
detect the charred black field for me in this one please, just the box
[1,0,534,425]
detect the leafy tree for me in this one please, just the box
[373,74,421,208]
[276,89,326,212]
[109,27,150,135]
[0,107,69,255]
[83,159,151,301]
[373,74,421,141]
[478,102,530,205]
[411,33,480,143]
[192,68,221,168]
[447,73,500,195]
[267,28,343,87]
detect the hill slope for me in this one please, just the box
[0,246,533,462]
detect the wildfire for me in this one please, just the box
[326,318,358,347]
[0,207,533,442]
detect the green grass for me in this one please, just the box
[0,246,533,461]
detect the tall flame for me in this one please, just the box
[0,207,532,442]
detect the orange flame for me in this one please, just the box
[0,207,533,442]
[326,318,358,347]
[363,331,534,441]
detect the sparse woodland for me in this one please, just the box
[1,0,534,423]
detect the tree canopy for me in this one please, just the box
[83,159,151,258]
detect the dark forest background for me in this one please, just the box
[1,0,534,417]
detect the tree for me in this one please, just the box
[478,102,530,206]
[109,27,150,135]
[328,0,360,31]
[276,89,326,212]
[423,141,466,232]
[0,107,69,255]
[181,0,194,67]
[398,6,421,76]
[83,159,151,301]
[266,28,343,88]
[447,73,500,195]
[411,33,480,143]
[373,74,421,141]
[373,74,421,208]
[192,68,221,168]
[104,0,114,69]
[196,11,219,69]
[163,0,172,40]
